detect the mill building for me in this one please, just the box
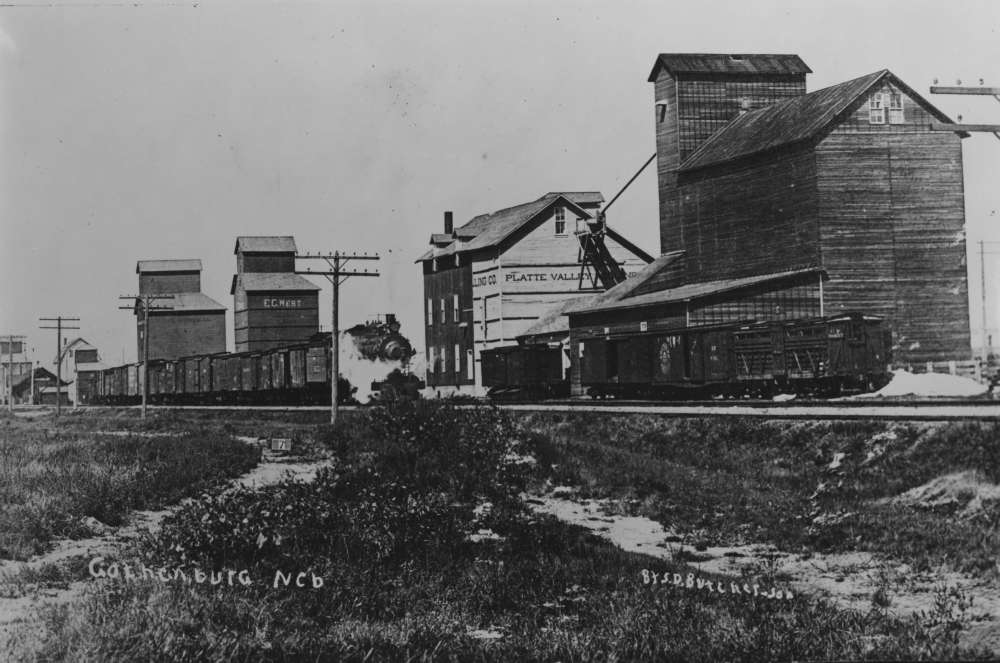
[418,192,653,395]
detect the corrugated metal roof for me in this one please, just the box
[232,273,320,293]
[648,53,811,81]
[136,259,202,273]
[416,192,602,262]
[143,292,227,312]
[234,236,297,254]
[571,268,823,315]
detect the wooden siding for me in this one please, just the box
[655,69,806,255]
[141,311,226,361]
[233,292,319,352]
[237,253,296,273]
[674,147,821,281]
[817,130,969,362]
[139,272,200,295]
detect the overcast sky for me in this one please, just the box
[1,0,998,364]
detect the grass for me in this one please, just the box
[0,416,260,560]
[7,404,991,661]
[517,414,1000,576]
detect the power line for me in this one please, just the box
[118,294,174,419]
[38,316,79,416]
[296,251,379,424]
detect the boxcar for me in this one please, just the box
[482,344,566,399]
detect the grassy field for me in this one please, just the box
[0,415,261,560]
[519,414,1000,578]
[7,404,990,661]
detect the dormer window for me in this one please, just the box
[554,207,566,236]
[869,93,885,124]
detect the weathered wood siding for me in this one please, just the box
[817,118,969,362]
[238,253,296,273]
[142,311,226,361]
[675,147,821,281]
[233,292,319,352]
[654,70,806,255]
[139,271,200,295]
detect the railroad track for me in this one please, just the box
[13,398,1000,421]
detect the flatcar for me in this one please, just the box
[485,312,891,400]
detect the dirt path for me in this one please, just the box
[0,441,329,653]
[528,492,1000,654]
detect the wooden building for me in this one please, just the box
[136,260,227,361]
[417,192,652,395]
[231,236,320,352]
[57,338,106,405]
[649,54,970,362]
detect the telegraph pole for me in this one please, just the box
[3,335,26,413]
[119,294,174,419]
[38,317,80,416]
[296,251,379,424]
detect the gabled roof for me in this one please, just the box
[234,236,297,254]
[135,292,226,313]
[648,53,810,81]
[679,70,964,172]
[570,267,823,315]
[230,272,320,294]
[416,192,603,262]
[136,259,202,273]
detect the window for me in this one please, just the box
[454,343,461,374]
[440,298,445,324]
[466,349,474,380]
[428,346,436,372]
[453,294,460,322]
[427,298,433,325]
[888,92,904,124]
[440,346,446,373]
[869,93,885,124]
[554,207,566,235]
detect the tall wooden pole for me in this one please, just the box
[142,299,150,420]
[331,253,339,424]
[6,336,12,413]
[56,318,63,417]
[982,240,989,363]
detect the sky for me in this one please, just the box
[1,0,998,365]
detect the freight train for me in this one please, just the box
[90,315,424,406]
[482,312,892,400]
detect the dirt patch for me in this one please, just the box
[879,470,1000,517]
[528,492,1000,654]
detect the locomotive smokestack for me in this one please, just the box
[444,211,453,235]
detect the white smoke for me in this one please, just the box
[337,331,399,402]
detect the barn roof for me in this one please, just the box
[648,53,811,81]
[234,236,297,254]
[416,192,603,262]
[570,267,823,315]
[136,259,202,273]
[230,272,320,294]
[679,70,964,172]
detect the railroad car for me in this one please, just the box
[481,344,568,400]
[92,315,422,407]
[486,313,890,400]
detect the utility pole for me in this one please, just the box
[3,335,26,413]
[982,240,989,363]
[296,251,379,424]
[119,294,174,419]
[38,317,80,416]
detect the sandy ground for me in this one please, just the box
[0,438,328,653]
[528,492,1000,654]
